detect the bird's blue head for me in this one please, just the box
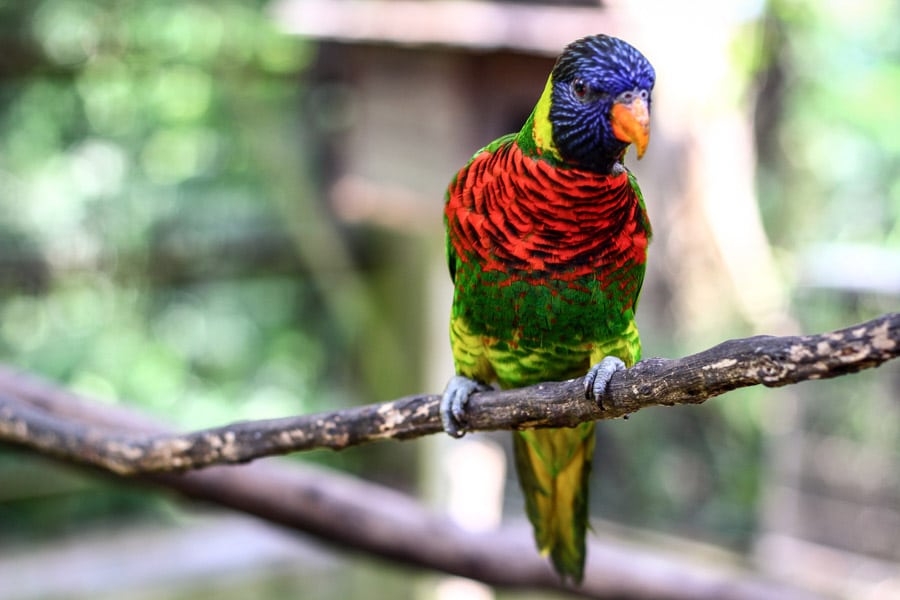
[542,35,656,173]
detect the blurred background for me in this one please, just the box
[0,0,897,598]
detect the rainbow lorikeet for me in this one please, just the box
[440,34,655,582]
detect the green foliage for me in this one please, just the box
[0,0,354,538]
[759,0,900,249]
[0,0,320,423]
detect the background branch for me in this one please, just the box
[0,313,896,475]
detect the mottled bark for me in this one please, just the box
[0,313,897,477]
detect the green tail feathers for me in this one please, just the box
[513,422,596,583]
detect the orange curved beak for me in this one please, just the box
[610,97,650,159]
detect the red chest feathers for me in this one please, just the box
[446,143,649,281]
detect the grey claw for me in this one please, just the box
[584,356,625,407]
[440,375,487,438]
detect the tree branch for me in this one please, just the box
[0,367,822,600]
[0,313,897,476]
[3,316,892,598]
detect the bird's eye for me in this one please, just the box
[572,79,588,99]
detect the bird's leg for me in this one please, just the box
[440,375,490,438]
[583,356,625,409]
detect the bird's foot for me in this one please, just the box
[440,375,490,438]
[583,356,625,409]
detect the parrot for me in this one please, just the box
[440,34,655,583]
